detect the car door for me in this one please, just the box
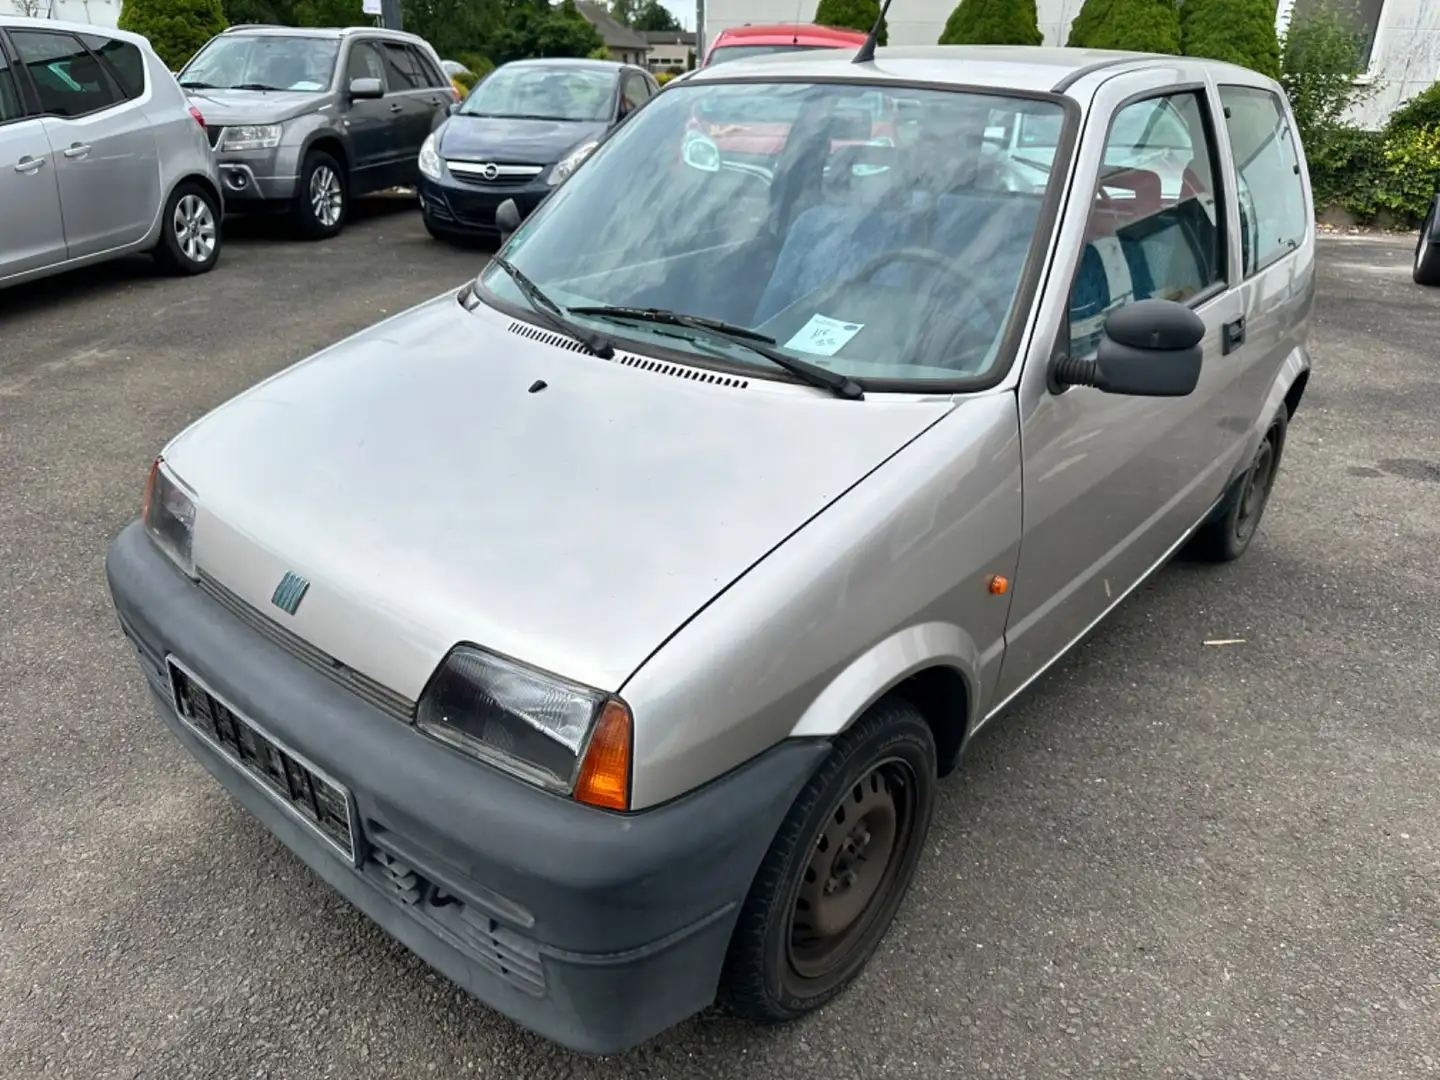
[378,42,441,178]
[11,28,160,258]
[0,33,67,279]
[404,44,454,133]
[339,39,391,193]
[992,73,1246,706]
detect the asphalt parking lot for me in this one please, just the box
[2,218,1437,1079]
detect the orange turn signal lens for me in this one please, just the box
[574,699,632,811]
[141,457,160,522]
[988,574,1009,595]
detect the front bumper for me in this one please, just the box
[105,521,827,1053]
[418,174,550,236]
[213,146,298,204]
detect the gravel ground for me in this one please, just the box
[1,217,1436,1079]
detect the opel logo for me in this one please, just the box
[480,163,499,180]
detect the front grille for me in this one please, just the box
[198,571,416,724]
[206,125,224,149]
[171,663,356,860]
[442,190,504,229]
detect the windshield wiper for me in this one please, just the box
[567,306,863,400]
[489,256,615,359]
[179,80,217,89]
[232,82,282,91]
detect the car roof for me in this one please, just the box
[681,44,1264,96]
[218,23,435,48]
[499,57,634,72]
[0,13,154,49]
[711,22,867,45]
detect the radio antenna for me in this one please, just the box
[851,0,893,64]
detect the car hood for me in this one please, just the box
[163,292,953,702]
[184,88,328,125]
[438,115,609,164]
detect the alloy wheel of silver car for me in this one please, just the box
[173,194,218,264]
[310,165,344,227]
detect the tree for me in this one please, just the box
[1180,0,1280,78]
[631,0,680,32]
[814,0,886,46]
[607,0,639,25]
[119,0,227,69]
[938,0,1040,45]
[489,0,603,64]
[1279,0,1369,150]
[1065,0,1178,55]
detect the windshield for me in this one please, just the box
[478,81,1069,386]
[705,44,835,66]
[460,66,615,122]
[180,35,339,92]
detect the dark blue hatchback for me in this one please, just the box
[418,58,659,242]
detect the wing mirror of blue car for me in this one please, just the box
[348,76,384,100]
[1050,298,1206,397]
[496,198,522,242]
[446,100,461,116]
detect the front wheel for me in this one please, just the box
[722,697,937,1022]
[291,150,347,240]
[152,182,222,275]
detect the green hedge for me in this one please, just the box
[1180,0,1280,79]
[938,0,1041,46]
[1067,0,1179,55]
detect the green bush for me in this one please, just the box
[119,0,227,70]
[1180,0,1280,78]
[1375,123,1440,222]
[1068,0,1178,55]
[453,69,478,91]
[814,0,887,45]
[452,51,494,79]
[938,0,1041,46]
[1386,81,1440,136]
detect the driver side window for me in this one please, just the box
[345,41,386,87]
[1067,90,1226,357]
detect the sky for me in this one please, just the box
[659,0,696,30]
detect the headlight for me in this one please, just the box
[142,458,197,577]
[417,645,632,810]
[418,132,442,181]
[220,124,282,151]
[547,140,598,187]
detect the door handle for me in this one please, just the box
[63,143,91,159]
[14,154,45,173]
[388,103,404,113]
[1222,316,1246,355]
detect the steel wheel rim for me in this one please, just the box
[1236,435,1276,541]
[311,165,342,226]
[787,757,918,981]
[174,194,216,263]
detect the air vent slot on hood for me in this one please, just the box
[506,321,750,390]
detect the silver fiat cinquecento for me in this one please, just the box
[106,43,1313,1055]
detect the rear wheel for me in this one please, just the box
[723,697,937,1021]
[291,150,347,240]
[1413,203,1440,286]
[1188,409,1287,562]
[152,182,221,275]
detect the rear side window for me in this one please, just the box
[407,46,446,88]
[82,34,146,100]
[0,51,25,123]
[381,42,426,89]
[1068,90,1225,356]
[11,30,120,118]
[1218,86,1308,276]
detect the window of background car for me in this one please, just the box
[481,81,1070,385]
[621,72,647,113]
[12,31,119,118]
[181,36,339,92]
[1067,91,1225,357]
[345,41,386,85]
[0,51,23,123]
[705,44,830,65]
[1219,86,1307,276]
[381,42,427,89]
[409,47,447,89]
[81,35,145,101]
[460,66,615,122]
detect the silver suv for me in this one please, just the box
[1,17,223,289]
[178,25,455,239]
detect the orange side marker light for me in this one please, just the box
[987,575,1009,595]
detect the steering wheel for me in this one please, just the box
[849,246,1012,340]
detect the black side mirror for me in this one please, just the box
[446,100,461,116]
[348,77,384,100]
[1052,298,1205,397]
[496,198,522,242]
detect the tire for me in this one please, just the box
[151,182,222,275]
[1413,203,1440,286]
[1188,409,1288,563]
[722,697,937,1022]
[290,150,347,240]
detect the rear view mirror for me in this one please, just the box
[1051,298,1205,397]
[348,77,384,100]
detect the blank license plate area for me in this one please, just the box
[168,660,356,861]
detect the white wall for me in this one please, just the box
[0,0,120,26]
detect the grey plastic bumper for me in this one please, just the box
[105,521,828,1054]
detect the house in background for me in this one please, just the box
[699,0,1439,127]
[577,1,651,66]
[0,0,119,24]
[644,29,695,73]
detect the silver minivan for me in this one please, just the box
[106,46,1314,1055]
[1,17,222,290]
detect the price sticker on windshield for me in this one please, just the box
[784,314,864,357]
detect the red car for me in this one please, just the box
[700,22,867,67]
